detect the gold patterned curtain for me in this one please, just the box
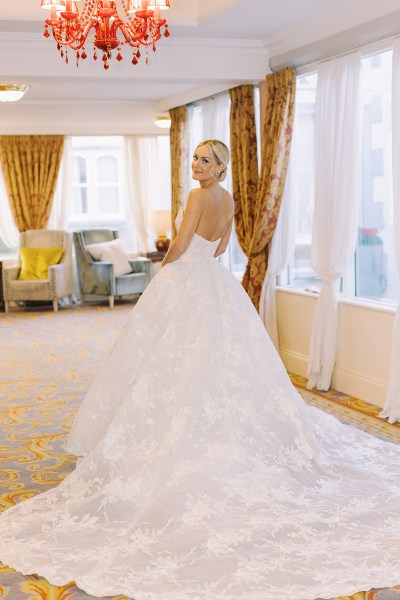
[229,85,259,259]
[0,135,64,232]
[169,106,188,239]
[230,70,296,310]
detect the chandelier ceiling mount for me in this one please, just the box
[41,0,171,70]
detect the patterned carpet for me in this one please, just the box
[0,302,399,600]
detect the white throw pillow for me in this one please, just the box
[86,238,132,277]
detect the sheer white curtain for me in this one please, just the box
[259,115,298,350]
[199,93,233,270]
[307,52,362,391]
[124,136,157,254]
[201,94,231,153]
[381,40,400,423]
[48,137,73,230]
[0,166,19,251]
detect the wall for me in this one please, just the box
[276,287,395,408]
[0,102,166,136]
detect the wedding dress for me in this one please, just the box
[0,208,400,600]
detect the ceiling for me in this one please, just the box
[1,0,400,133]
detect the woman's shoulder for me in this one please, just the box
[188,186,233,201]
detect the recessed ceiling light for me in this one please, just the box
[153,115,171,129]
[0,84,29,103]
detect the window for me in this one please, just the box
[70,136,124,223]
[284,73,319,290]
[355,49,400,302]
[284,50,400,305]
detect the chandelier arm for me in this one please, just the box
[50,19,96,49]
[121,20,148,42]
[138,32,161,47]
[117,21,142,46]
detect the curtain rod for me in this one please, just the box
[271,32,400,74]
[185,85,244,108]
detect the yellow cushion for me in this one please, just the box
[18,247,64,281]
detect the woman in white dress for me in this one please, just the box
[0,139,399,600]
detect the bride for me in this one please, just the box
[0,139,399,600]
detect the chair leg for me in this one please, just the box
[4,301,9,313]
[53,299,58,313]
[108,295,114,309]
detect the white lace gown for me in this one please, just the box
[0,210,400,600]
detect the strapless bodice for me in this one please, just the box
[175,206,221,261]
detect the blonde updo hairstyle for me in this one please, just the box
[196,139,230,182]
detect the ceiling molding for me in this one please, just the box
[166,37,265,48]
[14,98,156,107]
[0,33,268,84]
[0,31,266,48]
[156,82,241,111]
[196,0,246,24]
[0,103,164,135]
[265,0,400,60]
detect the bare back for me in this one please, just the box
[162,183,234,267]
[193,186,234,242]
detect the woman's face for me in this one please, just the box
[191,145,217,182]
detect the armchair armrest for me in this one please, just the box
[2,265,20,283]
[48,262,73,297]
[129,258,151,280]
[77,261,116,296]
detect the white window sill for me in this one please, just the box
[277,285,398,315]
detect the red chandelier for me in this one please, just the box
[41,0,171,69]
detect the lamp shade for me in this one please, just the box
[0,84,28,103]
[41,0,66,9]
[128,0,147,10]
[147,0,170,9]
[150,210,171,233]
[129,0,169,11]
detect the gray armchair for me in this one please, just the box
[2,229,73,313]
[73,229,150,308]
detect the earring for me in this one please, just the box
[216,171,220,176]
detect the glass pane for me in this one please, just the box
[98,186,119,213]
[290,73,321,290]
[72,187,88,214]
[228,228,247,278]
[97,155,118,184]
[356,50,400,302]
[73,156,86,184]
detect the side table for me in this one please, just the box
[146,252,166,279]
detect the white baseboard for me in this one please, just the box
[279,347,387,409]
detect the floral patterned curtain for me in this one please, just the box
[229,85,259,260]
[169,106,189,239]
[0,135,64,232]
[230,69,296,310]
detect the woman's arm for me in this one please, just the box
[161,190,203,267]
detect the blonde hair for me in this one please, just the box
[195,139,230,182]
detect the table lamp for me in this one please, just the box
[150,210,171,252]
